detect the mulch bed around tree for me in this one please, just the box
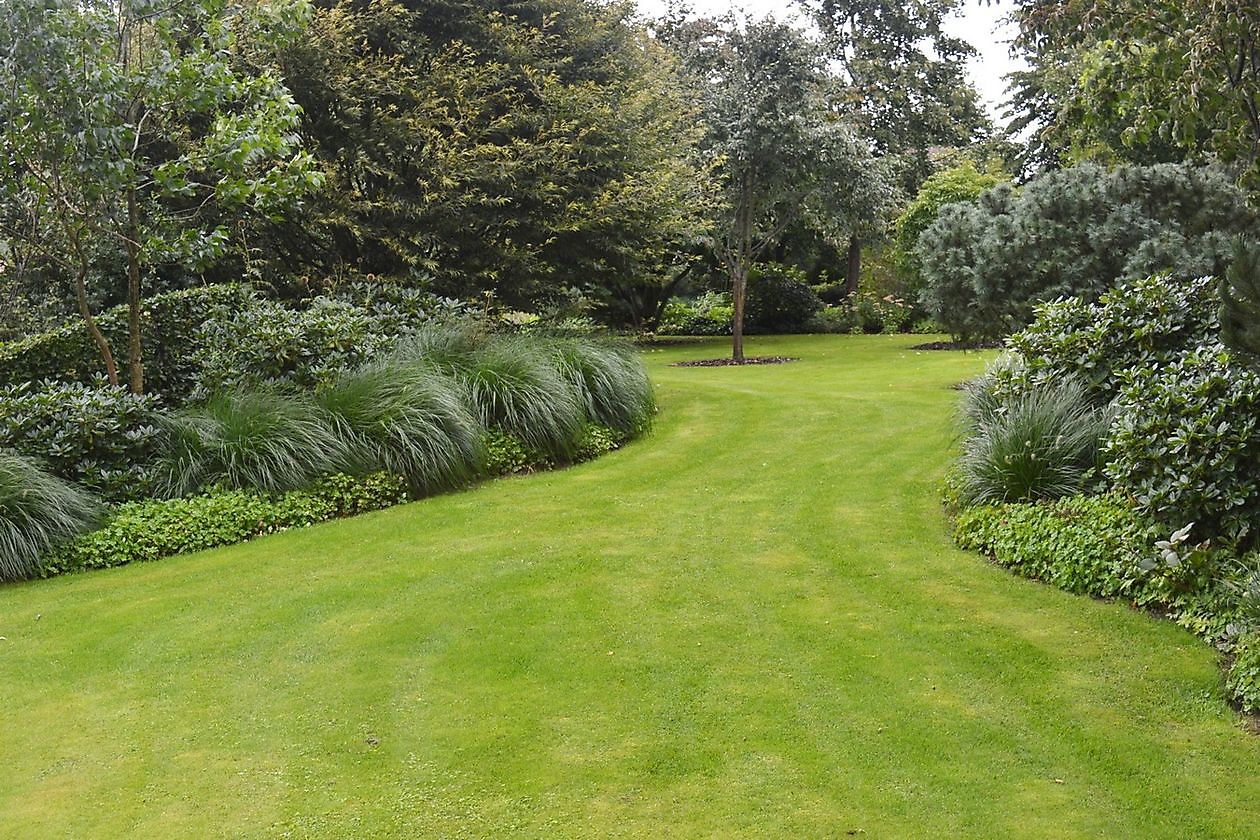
[671,356,798,367]
[910,340,1003,351]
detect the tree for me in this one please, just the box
[1008,0,1260,187]
[0,0,319,392]
[246,0,711,323]
[917,163,1258,342]
[801,0,987,294]
[891,160,1007,300]
[659,13,892,361]
[1222,240,1260,366]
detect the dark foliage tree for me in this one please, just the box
[801,0,988,294]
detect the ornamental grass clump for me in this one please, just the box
[550,337,655,434]
[316,362,483,496]
[159,387,350,497]
[420,333,585,460]
[0,451,101,581]
[956,376,1113,505]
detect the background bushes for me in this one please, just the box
[917,164,1256,342]
[0,380,163,500]
[745,263,821,333]
[0,285,255,399]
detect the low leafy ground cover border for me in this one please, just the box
[31,426,630,580]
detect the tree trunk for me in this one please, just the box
[731,172,753,363]
[72,259,119,387]
[731,261,747,363]
[845,235,862,298]
[125,186,144,394]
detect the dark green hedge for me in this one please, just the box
[0,284,255,399]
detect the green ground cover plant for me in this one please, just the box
[0,335,1257,837]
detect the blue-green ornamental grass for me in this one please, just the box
[550,337,655,434]
[954,375,1112,504]
[158,386,351,496]
[0,451,101,579]
[316,362,484,495]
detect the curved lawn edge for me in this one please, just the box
[1,335,1257,838]
[29,425,641,583]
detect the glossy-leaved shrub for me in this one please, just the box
[0,379,163,500]
[191,295,395,398]
[996,274,1220,402]
[1104,345,1260,545]
[0,285,255,399]
[0,451,102,581]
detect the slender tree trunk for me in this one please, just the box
[845,235,862,298]
[124,185,144,394]
[71,258,119,387]
[731,173,753,363]
[731,260,747,363]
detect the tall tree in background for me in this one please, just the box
[1008,0,1260,187]
[0,0,318,392]
[802,0,986,295]
[658,13,892,362]
[245,0,712,322]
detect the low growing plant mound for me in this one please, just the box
[954,375,1112,505]
[317,363,483,495]
[160,388,351,497]
[0,451,101,580]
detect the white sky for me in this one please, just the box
[633,0,1027,122]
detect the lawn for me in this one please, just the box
[1,334,1257,838]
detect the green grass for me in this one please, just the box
[1,334,1257,838]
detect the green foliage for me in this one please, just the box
[159,387,349,497]
[1103,346,1260,546]
[658,12,894,358]
[0,450,101,581]
[917,164,1256,342]
[1220,240,1260,366]
[954,376,1112,505]
[0,285,256,400]
[1009,0,1260,188]
[657,293,733,336]
[954,494,1153,597]
[550,338,655,435]
[803,0,985,166]
[998,275,1220,402]
[262,0,711,317]
[808,292,915,335]
[191,295,394,398]
[1227,633,1260,715]
[316,362,483,496]
[0,380,163,501]
[41,472,407,576]
[892,162,1005,296]
[447,336,585,460]
[745,263,823,333]
[483,431,539,476]
[0,0,319,391]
